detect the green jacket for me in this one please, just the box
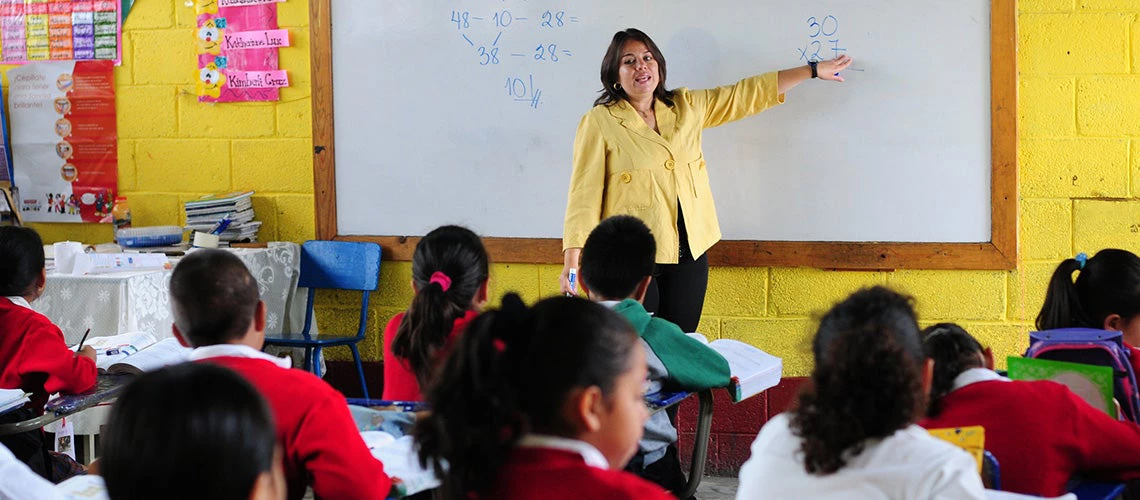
[613,299,731,391]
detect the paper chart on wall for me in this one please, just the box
[0,0,121,64]
[195,0,290,102]
[9,60,117,222]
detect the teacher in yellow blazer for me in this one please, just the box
[561,28,851,334]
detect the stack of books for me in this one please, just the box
[184,191,261,242]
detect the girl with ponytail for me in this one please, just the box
[382,225,489,401]
[736,287,987,498]
[414,294,672,500]
[1037,249,1140,377]
[919,323,1140,497]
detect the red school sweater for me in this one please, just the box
[481,447,674,500]
[0,297,96,412]
[200,356,392,500]
[381,310,478,401]
[920,378,1140,496]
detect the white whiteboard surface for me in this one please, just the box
[331,1,991,243]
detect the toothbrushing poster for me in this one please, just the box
[9,60,117,223]
[0,0,121,64]
[195,0,289,102]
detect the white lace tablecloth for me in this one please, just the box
[37,242,308,343]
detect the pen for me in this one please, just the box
[209,213,233,235]
[76,328,91,352]
[566,268,577,296]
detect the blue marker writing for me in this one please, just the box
[566,268,577,296]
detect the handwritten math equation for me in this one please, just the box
[449,5,580,109]
[796,15,845,63]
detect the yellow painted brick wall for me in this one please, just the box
[20,2,1140,375]
[16,0,315,246]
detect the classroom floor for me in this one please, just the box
[695,475,739,499]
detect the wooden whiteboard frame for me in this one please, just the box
[310,0,1017,270]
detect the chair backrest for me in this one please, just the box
[298,240,381,291]
[981,451,1000,490]
[1025,328,1140,422]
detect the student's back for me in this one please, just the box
[919,323,1140,496]
[382,225,488,401]
[736,287,986,500]
[170,249,391,500]
[0,227,95,482]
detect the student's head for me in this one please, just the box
[170,249,264,348]
[790,286,929,475]
[0,226,46,300]
[415,294,647,497]
[1037,249,1140,345]
[922,323,991,418]
[580,215,655,302]
[102,363,284,500]
[391,225,489,388]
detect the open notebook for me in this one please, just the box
[76,332,191,376]
[0,388,29,414]
[686,333,782,402]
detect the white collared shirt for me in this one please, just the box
[4,296,31,311]
[952,367,1010,392]
[517,434,610,470]
[188,343,292,369]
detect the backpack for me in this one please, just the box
[1024,328,1140,422]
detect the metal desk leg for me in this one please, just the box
[679,389,714,499]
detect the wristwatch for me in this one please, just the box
[809,61,818,78]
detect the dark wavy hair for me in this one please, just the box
[1036,249,1140,332]
[594,28,675,107]
[414,294,638,498]
[922,323,985,418]
[790,286,926,475]
[391,225,489,389]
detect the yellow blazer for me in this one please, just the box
[563,72,785,263]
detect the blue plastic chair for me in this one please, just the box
[262,240,381,399]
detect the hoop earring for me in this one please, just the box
[612,82,621,91]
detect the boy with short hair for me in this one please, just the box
[169,249,391,500]
[579,215,731,497]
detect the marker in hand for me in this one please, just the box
[566,268,577,296]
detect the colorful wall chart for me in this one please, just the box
[0,0,121,64]
[9,60,117,223]
[196,0,289,102]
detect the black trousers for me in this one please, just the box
[644,205,709,334]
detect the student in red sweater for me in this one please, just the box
[919,323,1140,496]
[414,294,672,500]
[382,225,488,401]
[1037,249,1140,377]
[169,249,392,500]
[0,226,96,481]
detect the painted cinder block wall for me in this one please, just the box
[19,0,1140,467]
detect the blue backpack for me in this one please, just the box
[1024,328,1140,422]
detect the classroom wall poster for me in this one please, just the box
[0,0,122,65]
[0,79,12,185]
[195,0,289,102]
[9,60,117,223]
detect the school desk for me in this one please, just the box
[0,374,131,463]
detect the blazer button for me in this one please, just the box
[664,159,676,170]
[621,172,632,183]
[700,160,706,170]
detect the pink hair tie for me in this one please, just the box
[429,271,452,292]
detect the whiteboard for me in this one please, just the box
[331,1,991,243]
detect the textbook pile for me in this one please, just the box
[184,191,262,242]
